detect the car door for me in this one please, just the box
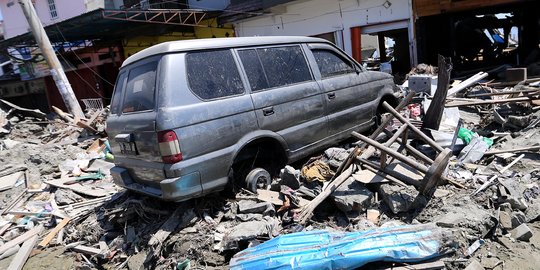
[236,44,327,156]
[308,44,379,138]
[107,56,163,186]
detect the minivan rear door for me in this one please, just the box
[237,45,327,157]
[107,56,163,186]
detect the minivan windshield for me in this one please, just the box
[122,61,158,113]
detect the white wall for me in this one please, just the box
[234,0,414,62]
[188,0,230,10]
[0,0,105,39]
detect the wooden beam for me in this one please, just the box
[37,218,71,248]
[484,145,540,155]
[424,55,452,130]
[6,233,40,270]
[298,165,355,224]
[446,96,538,107]
[382,102,444,153]
[353,132,430,174]
[0,225,43,255]
[337,92,415,176]
[420,148,452,194]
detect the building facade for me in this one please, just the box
[229,0,417,74]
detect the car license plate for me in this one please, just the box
[119,141,138,155]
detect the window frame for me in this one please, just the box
[308,43,364,79]
[119,56,161,115]
[110,70,127,115]
[311,49,357,78]
[236,44,315,93]
[184,49,246,102]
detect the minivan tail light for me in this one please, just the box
[157,130,182,164]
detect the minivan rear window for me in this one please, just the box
[186,50,244,100]
[110,71,126,114]
[122,61,158,113]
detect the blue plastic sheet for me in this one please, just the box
[230,224,446,270]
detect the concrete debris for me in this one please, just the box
[379,184,419,214]
[464,259,485,270]
[330,177,373,213]
[237,200,274,215]
[2,67,540,270]
[279,165,300,189]
[511,223,533,241]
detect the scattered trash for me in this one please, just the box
[1,64,540,269]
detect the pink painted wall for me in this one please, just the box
[0,0,105,39]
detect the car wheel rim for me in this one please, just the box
[255,174,269,189]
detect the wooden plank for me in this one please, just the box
[352,169,389,184]
[382,102,444,153]
[334,92,415,179]
[0,166,26,178]
[484,145,540,155]
[76,120,98,134]
[0,223,12,236]
[45,178,110,197]
[6,233,40,270]
[37,218,71,248]
[51,106,74,123]
[0,225,43,255]
[352,132,430,175]
[467,88,540,97]
[424,55,452,130]
[358,158,421,188]
[420,148,453,195]
[1,190,26,215]
[256,189,309,207]
[446,96,537,107]
[297,165,355,224]
[257,189,283,205]
[71,245,102,255]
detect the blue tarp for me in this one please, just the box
[230,224,447,270]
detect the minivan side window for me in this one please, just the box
[110,71,127,114]
[186,50,244,100]
[239,45,312,92]
[122,61,158,113]
[312,49,356,78]
[238,49,268,91]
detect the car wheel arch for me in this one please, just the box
[228,131,289,186]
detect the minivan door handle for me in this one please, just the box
[262,107,274,116]
[327,92,336,99]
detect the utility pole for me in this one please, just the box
[18,0,85,118]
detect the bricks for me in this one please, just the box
[511,223,533,241]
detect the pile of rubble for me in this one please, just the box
[0,60,540,269]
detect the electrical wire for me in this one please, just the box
[55,46,110,100]
[54,24,115,87]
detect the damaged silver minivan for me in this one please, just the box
[107,36,399,201]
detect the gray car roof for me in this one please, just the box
[122,36,328,67]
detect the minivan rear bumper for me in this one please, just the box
[110,166,202,201]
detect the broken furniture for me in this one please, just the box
[353,101,455,196]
